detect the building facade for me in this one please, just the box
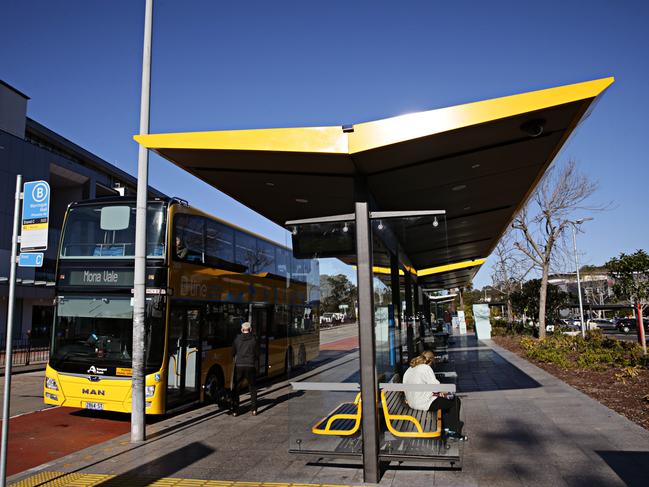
[0,79,163,343]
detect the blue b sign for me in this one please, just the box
[18,252,44,267]
[21,180,50,251]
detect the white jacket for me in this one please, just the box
[402,364,440,410]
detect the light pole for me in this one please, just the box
[570,218,592,338]
[132,0,154,443]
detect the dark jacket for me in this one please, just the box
[232,333,258,368]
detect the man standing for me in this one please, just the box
[231,322,258,416]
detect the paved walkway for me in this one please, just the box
[9,335,649,486]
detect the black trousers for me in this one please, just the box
[231,365,257,412]
[429,396,462,433]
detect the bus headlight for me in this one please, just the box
[145,385,156,398]
[45,377,58,391]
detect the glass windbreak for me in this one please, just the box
[286,221,361,457]
[60,203,166,259]
[50,296,164,371]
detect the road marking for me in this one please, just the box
[12,471,356,487]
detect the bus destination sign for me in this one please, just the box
[67,269,134,287]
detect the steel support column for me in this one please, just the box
[414,281,422,340]
[354,201,380,483]
[404,273,414,360]
[390,252,402,374]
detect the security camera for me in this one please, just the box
[520,119,545,137]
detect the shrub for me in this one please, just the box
[517,331,645,370]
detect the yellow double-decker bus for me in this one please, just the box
[44,197,319,414]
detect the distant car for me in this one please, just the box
[588,318,616,331]
[320,312,336,325]
[615,318,649,334]
[561,321,582,336]
[552,319,580,335]
[320,312,345,325]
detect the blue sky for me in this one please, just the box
[2,0,648,287]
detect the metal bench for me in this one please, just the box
[380,376,457,439]
[311,392,361,436]
[290,382,362,437]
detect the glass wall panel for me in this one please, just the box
[286,220,360,457]
[234,231,257,272]
[205,220,234,265]
[256,239,276,274]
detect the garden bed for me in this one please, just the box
[493,334,649,431]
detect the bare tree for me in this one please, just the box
[511,159,601,338]
[491,231,531,325]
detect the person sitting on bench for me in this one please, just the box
[403,350,466,439]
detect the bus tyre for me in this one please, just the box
[298,345,306,367]
[204,369,226,408]
[285,348,294,375]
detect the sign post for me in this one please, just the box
[0,175,23,487]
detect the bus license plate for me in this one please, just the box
[85,402,104,411]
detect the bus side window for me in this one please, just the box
[175,215,204,263]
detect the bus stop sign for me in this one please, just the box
[21,180,50,251]
[18,252,44,267]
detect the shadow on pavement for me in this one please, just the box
[596,450,649,487]
[94,441,214,486]
[443,335,542,393]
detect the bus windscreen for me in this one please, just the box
[60,202,166,259]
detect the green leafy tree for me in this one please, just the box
[606,250,649,354]
[511,279,568,334]
[320,274,357,314]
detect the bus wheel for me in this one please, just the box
[298,345,307,367]
[285,348,294,375]
[204,368,226,408]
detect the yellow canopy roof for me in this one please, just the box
[136,77,613,289]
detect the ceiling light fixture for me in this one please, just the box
[471,163,480,169]
[295,198,308,204]
[265,182,275,187]
[342,223,349,233]
[377,220,384,231]
[463,206,471,211]
[452,184,467,192]
[291,226,298,236]
[432,217,439,228]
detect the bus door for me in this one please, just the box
[167,305,202,407]
[251,306,269,377]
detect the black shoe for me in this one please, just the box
[448,431,467,441]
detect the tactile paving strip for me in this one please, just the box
[12,472,355,487]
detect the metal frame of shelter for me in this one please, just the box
[135,77,613,482]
